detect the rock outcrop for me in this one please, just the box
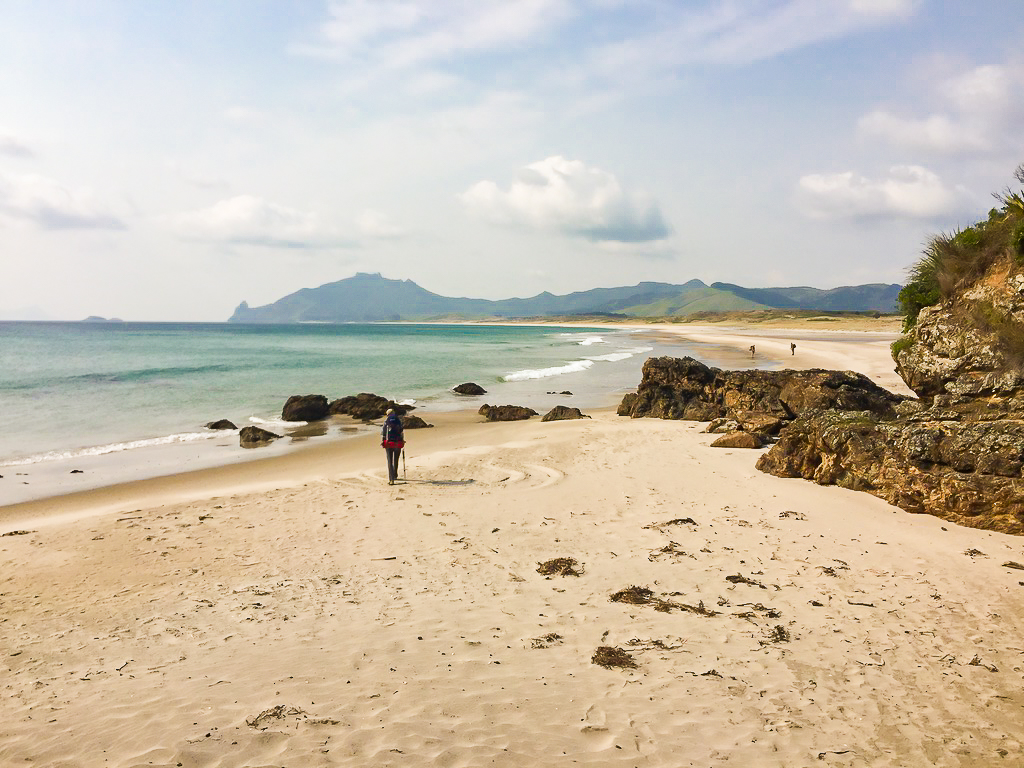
[282,394,330,422]
[755,230,1024,533]
[479,404,538,422]
[329,394,412,421]
[541,406,591,422]
[453,383,487,395]
[618,356,903,427]
[400,414,433,429]
[893,274,1024,416]
[711,432,763,449]
[756,408,1024,534]
[239,426,280,447]
[205,419,237,430]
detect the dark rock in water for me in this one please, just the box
[711,432,763,449]
[239,426,281,447]
[618,356,903,423]
[70,469,85,474]
[479,404,538,422]
[401,414,434,429]
[282,394,330,422]
[756,409,1024,535]
[453,382,487,396]
[547,391,573,395]
[329,393,412,421]
[205,419,238,430]
[541,406,591,422]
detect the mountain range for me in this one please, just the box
[228,273,901,323]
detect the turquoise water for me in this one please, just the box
[0,321,702,467]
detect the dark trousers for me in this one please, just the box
[385,446,402,483]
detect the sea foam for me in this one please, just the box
[502,359,596,381]
[1,431,221,467]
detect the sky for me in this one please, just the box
[1,0,1022,321]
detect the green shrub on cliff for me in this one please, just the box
[899,164,1024,331]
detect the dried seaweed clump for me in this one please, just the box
[531,633,564,649]
[610,586,718,616]
[610,585,655,605]
[537,557,584,577]
[767,625,791,643]
[592,646,638,670]
[246,705,306,729]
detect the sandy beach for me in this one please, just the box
[4,323,1024,766]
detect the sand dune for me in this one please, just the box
[3,332,1024,766]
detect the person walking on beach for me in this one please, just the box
[381,409,405,485]
[791,342,796,355]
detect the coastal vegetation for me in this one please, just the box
[899,164,1024,331]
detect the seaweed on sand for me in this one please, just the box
[531,633,564,649]
[592,646,638,670]
[610,585,655,604]
[537,557,584,577]
[610,586,718,616]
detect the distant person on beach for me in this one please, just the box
[791,342,796,355]
[749,345,755,358]
[381,409,405,485]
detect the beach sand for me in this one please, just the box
[3,325,1024,766]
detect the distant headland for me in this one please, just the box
[228,272,900,324]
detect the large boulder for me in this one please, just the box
[479,404,538,422]
[400,414,433,429]
[618,356,903,423]
[329,393,412,421]
[239,426,281,447]
[205,419,237,430]
[711,431,764,449]
[282,394,330,422]
[541,406,591,422]
[453,382,487,395]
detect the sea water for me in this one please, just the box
[0,321,755,503]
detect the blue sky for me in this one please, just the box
[1,0,1021,320]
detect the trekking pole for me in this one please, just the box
[402,448,406,481]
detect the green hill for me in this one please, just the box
[228,273,901,323]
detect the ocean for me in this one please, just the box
[0,321,754,504]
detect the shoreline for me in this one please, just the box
[0,318,909,513]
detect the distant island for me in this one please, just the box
[229,273,901,324]
[81,316,124,323]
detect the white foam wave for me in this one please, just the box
[1,431,221,467]
[584,346,654,363]
[577,336,605,346]
[396,398,416,406]
[502,359,595,381]
[249,416,304,429]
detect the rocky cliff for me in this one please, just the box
[755,180,1024,534]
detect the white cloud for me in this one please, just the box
[0,171,125,230]
[303,0,572,66]
[857,110,986,154]
[796,165,968,220]
[857,63,1022,155]
[848,0,920,18]
[460,155,670,243]
[0,135,34,158]
[356,209,405,238]
[171,195,352,248]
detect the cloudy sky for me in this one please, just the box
[1,0,1021,321]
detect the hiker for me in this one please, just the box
[381,409,405,485]
[791,342,796,355]
[749,344,755,358]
